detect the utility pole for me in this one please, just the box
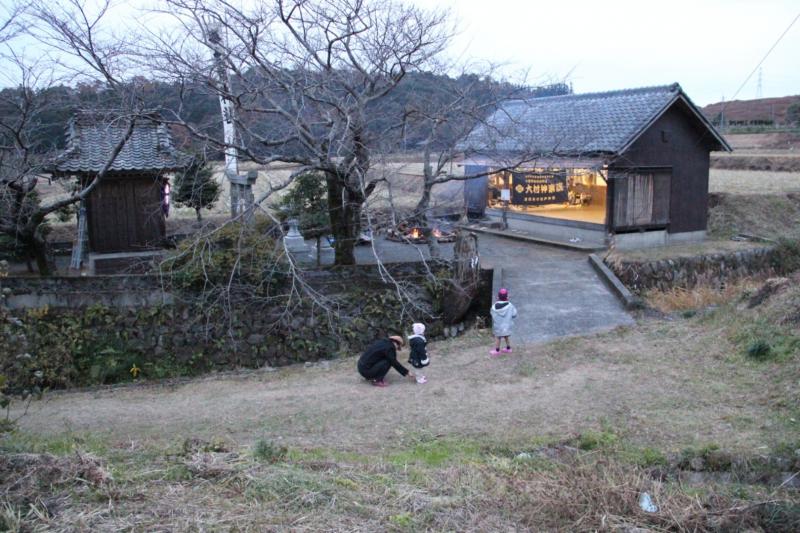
[207,24,257,222]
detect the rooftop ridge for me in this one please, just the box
[504,83,681,107]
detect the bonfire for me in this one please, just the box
[386,223,456,244]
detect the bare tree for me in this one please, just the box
[0,64,136,274]
[0,0,143,274]
[147,0,451,265]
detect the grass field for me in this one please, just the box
[709,168,800,195]
[3,276,800,530]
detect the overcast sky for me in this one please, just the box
[412,0,800,106]
[3,0,798,107]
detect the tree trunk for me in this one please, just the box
[325,173,361,266]
[414,179,433,222]
[195,207,202,222]
[32,229,52,276]
[423,226,441,260]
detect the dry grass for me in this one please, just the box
[708,193,800,240]
[4,278,800,530]
[607,240,766,264]
[1,436,797,532]
[709,168,800,195]
[643,277,763,313]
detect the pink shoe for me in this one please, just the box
[489,349,501,357]
[371,379,388,387]
[502,347,512,354]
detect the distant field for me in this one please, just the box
[724,131,800,151]
[709,168,800,195]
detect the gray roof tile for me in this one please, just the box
[55,112,189,174]
[461,83,727,156]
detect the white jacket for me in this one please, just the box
[490,301,517,337]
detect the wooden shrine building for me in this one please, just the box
[55,113,188,263]
[460,83,731,248]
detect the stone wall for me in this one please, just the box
[1,263,492,390]
[605,246,779,293]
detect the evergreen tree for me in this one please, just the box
[275,171,329,234]
[173,158,221,222]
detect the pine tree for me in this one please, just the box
[173,158,221,222]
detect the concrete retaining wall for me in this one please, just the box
[612,230,707,251]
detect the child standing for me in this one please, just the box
[408,323,429,383]
[490,288,517,356]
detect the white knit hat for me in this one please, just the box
[412,323,425,335]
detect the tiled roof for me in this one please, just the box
[460,83,730,156]
[55,112,190,174]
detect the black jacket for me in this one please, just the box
[357,338,409,376]
[407,335,429,368]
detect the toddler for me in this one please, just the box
[490,288,517,356]
[408,322,429,383]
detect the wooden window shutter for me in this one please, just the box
[614,172,670,229]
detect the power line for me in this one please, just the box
[725,10,800,107]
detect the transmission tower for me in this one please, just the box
[756,67,763,98]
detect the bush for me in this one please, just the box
[272,171,329,238]
[771,238,800,274]
[252,439,288,463]
[746,339,774,360]
[576,429,618,451]
[164,221,289,292]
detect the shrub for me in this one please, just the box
[272,171,329,238]
[771,238,800,274]
[746,339,773,360]
[252,439,288,463]
[164,222,289,292]
[628,446,668,468]
[576,429,618,451]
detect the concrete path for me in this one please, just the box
[478,234,635,344]
[337,232,633,345]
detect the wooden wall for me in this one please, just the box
[463,165,489,216]
[610,100,717,234]
[87,174,166,253]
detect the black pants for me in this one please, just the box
[358,359,391,380]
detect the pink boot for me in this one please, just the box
[489,348,501,357]
[502,347,512,354]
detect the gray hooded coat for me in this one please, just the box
[490,301,517,337]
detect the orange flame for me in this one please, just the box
[410,227,422,239]
[432,228,442,238]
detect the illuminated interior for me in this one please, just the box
[487,167,607,225]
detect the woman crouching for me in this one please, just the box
[357,335,417,387]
